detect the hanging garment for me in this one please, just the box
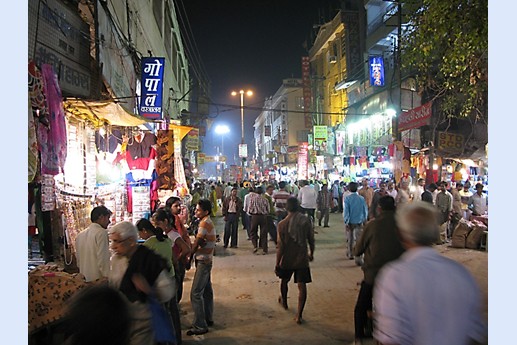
[126,133,157,170]
[28,98,38,183]
[39,64,67,175]
[28,60,49,121]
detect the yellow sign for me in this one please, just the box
[438,132,464,152]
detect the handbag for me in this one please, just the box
[148,296,176,344]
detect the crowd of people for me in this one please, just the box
[67,176,487,345]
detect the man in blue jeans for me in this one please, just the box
[343,182,368,265]
[187,199,216,336]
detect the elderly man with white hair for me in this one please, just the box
[372,202,487,345]
[108,221,175,345]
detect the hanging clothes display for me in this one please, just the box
[28,98,38,183]
[155,129,175,190]
[38,64,67,176]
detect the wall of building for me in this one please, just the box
[98,0,190,119]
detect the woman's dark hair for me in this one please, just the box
[137,217,166,241]
[165,196,181,209]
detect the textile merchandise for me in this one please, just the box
[28,265,87,333]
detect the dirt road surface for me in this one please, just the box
[179,212,488,345]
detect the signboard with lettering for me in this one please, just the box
[140,57,165,120]
[185,128,199,151]
[29,0,92,97]
[239,144,248,158]
[438,132,464,152]
[369,56,385,87]
[197,152,205,165]
[313,126,328,151]
[297,142,309,181]
[301,57,313,129]
[398,101,433,132]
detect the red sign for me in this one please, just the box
[398,101,432,132]
[297,142,309,180]
[301,57,313,129]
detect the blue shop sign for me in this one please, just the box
[369,56,385,87]
[140,57,165,120]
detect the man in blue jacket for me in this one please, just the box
[343,182,368,264]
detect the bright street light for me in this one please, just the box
[231,89,253,181]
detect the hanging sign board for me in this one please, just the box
[140,57,165,120]
[369,56,385,86]
[239,144,248,158]
[398,101,432,132]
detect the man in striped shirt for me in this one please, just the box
[244,186,271,255]
[272,181,291,221]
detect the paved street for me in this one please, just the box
[179,212,488,345]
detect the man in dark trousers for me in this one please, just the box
[352,195,405,345]
[221,187,243,248]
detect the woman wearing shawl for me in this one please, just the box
[275,197,315,324]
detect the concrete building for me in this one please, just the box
[253,79,306,180]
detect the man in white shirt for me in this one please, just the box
[469,183,488,216]
[413,178,426,201]
[297,180,318,226]
[75,206,112,282]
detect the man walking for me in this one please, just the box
[272,181,291,222]
[373,201,487,345]
[275,197,315,325]
[75,205,112,282]
[358,178,374,218]
[369,181,387,219]
[221,187,243,248]
[297,180,318,226]
[316,183,332,227]
[343,182,368,263]
[352,196,405,345]
[244,186,270,254]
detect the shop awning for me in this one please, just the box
[63,98,153,128]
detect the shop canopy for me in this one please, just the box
[63,98,153,128]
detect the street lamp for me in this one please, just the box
[215,124,230,172]
[231,89,253,180]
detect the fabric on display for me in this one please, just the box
[125,132,157,171]
[28,60,49,120]
[28,98,38,183]
[28,265,87,333]
[155,129,175,190]
[39,64,67,176]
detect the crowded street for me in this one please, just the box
[175,212,487,344]
[26,0,489,344]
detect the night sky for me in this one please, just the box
[180,0,342,167]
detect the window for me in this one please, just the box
[153,0,163,35]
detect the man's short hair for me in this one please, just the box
[475,183,484,190]
[428,183,438,191]
[286,197,300,213]
[278,181,286,189]
[396,201,440,246]
[91,205,112,222]
[197,199,212,215]
[348,182,359,193]
[378,195,396,211]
